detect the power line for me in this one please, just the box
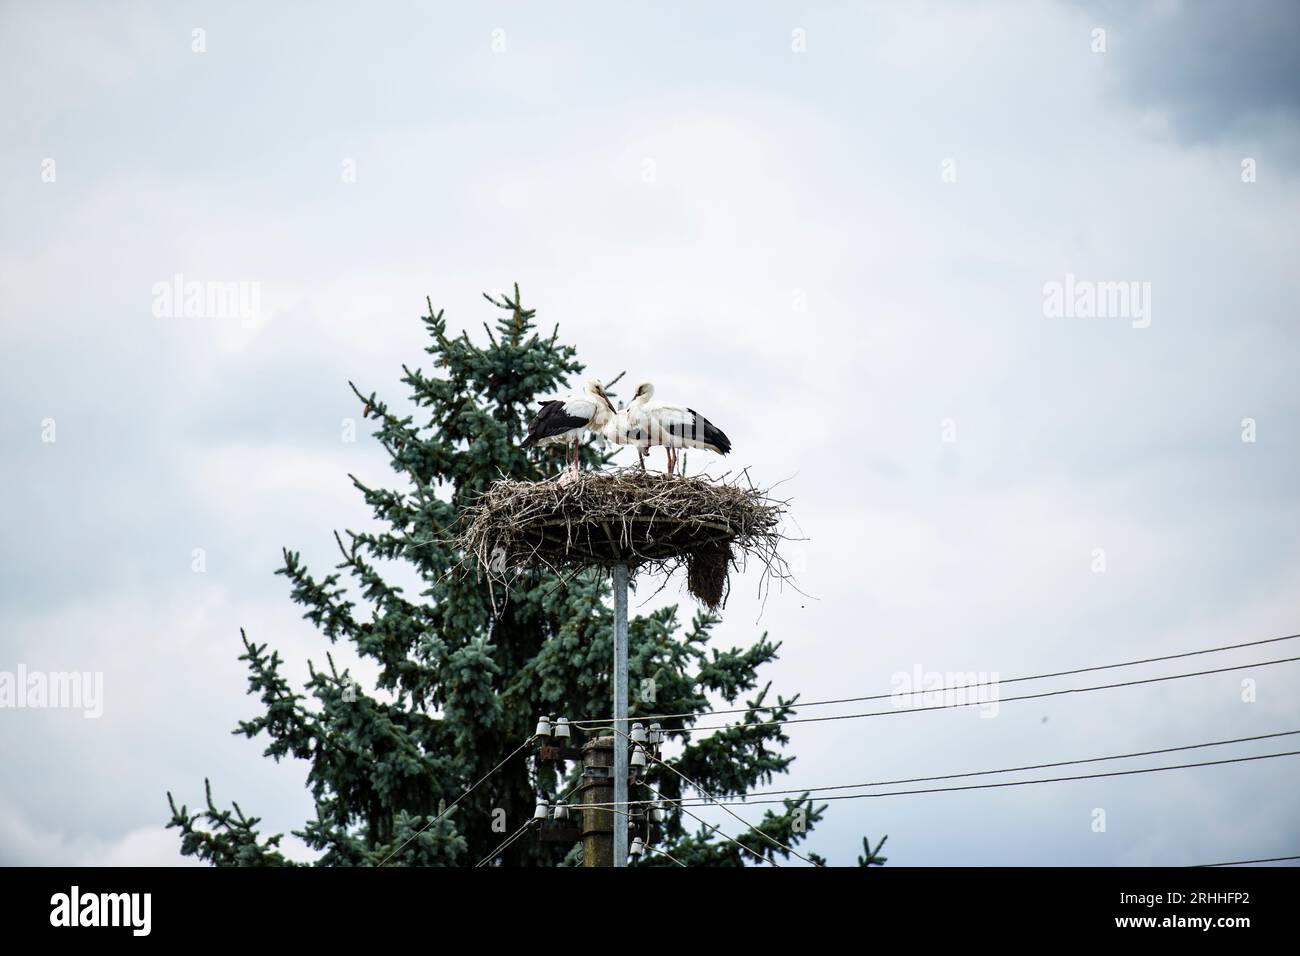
[643,780,780,868]
[642,843,686,867]
[660,756,819,866]
[620,728,1300,803]
[475,818,534,867]
[584,747,1300,808]
[614,727,820,867]
[589,655,1300,735]
[651,749,1300,806]
[577,632,1300,725]
[380,735,534,866]
[1195,854,1300,867]
[475,778,583,867]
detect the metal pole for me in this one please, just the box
[612,563,629,868]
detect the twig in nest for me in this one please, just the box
[454,467,796,609]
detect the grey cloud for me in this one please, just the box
[1083,0,1300,142]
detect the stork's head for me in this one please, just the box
[585,379,617,415]
[631,382,654,402]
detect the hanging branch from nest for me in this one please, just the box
[455,468,798,610]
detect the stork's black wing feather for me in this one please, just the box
[690,409,731,454]
[521,400,590,447]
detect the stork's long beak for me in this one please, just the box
[596,389,616,414]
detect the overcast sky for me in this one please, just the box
[2,0,1298,866]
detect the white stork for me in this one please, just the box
[521,380,616,472]
[610,381,732,474]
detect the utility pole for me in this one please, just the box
[533,564,665,866]
[536,561,630,869]
[535,718,664,865]
[580,736,614,867]
[611,563,629,868]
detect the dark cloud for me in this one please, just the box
[1086,0,1300,141]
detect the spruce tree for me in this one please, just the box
[167,286,867,866]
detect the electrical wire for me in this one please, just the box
[476,778,584,867]
[575,632,1300,726]
[614,728,820,866]
[475,819,535,867]
[1195,854,1300,867]
[643,843,687,867]
[379,735,535,866]
[649,749,1300,807]
[603,728,1300,804]
[580,656,1300,735]
[643,781,781,868]
[452,636,1300,864]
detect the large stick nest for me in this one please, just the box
[456,468,794,610]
